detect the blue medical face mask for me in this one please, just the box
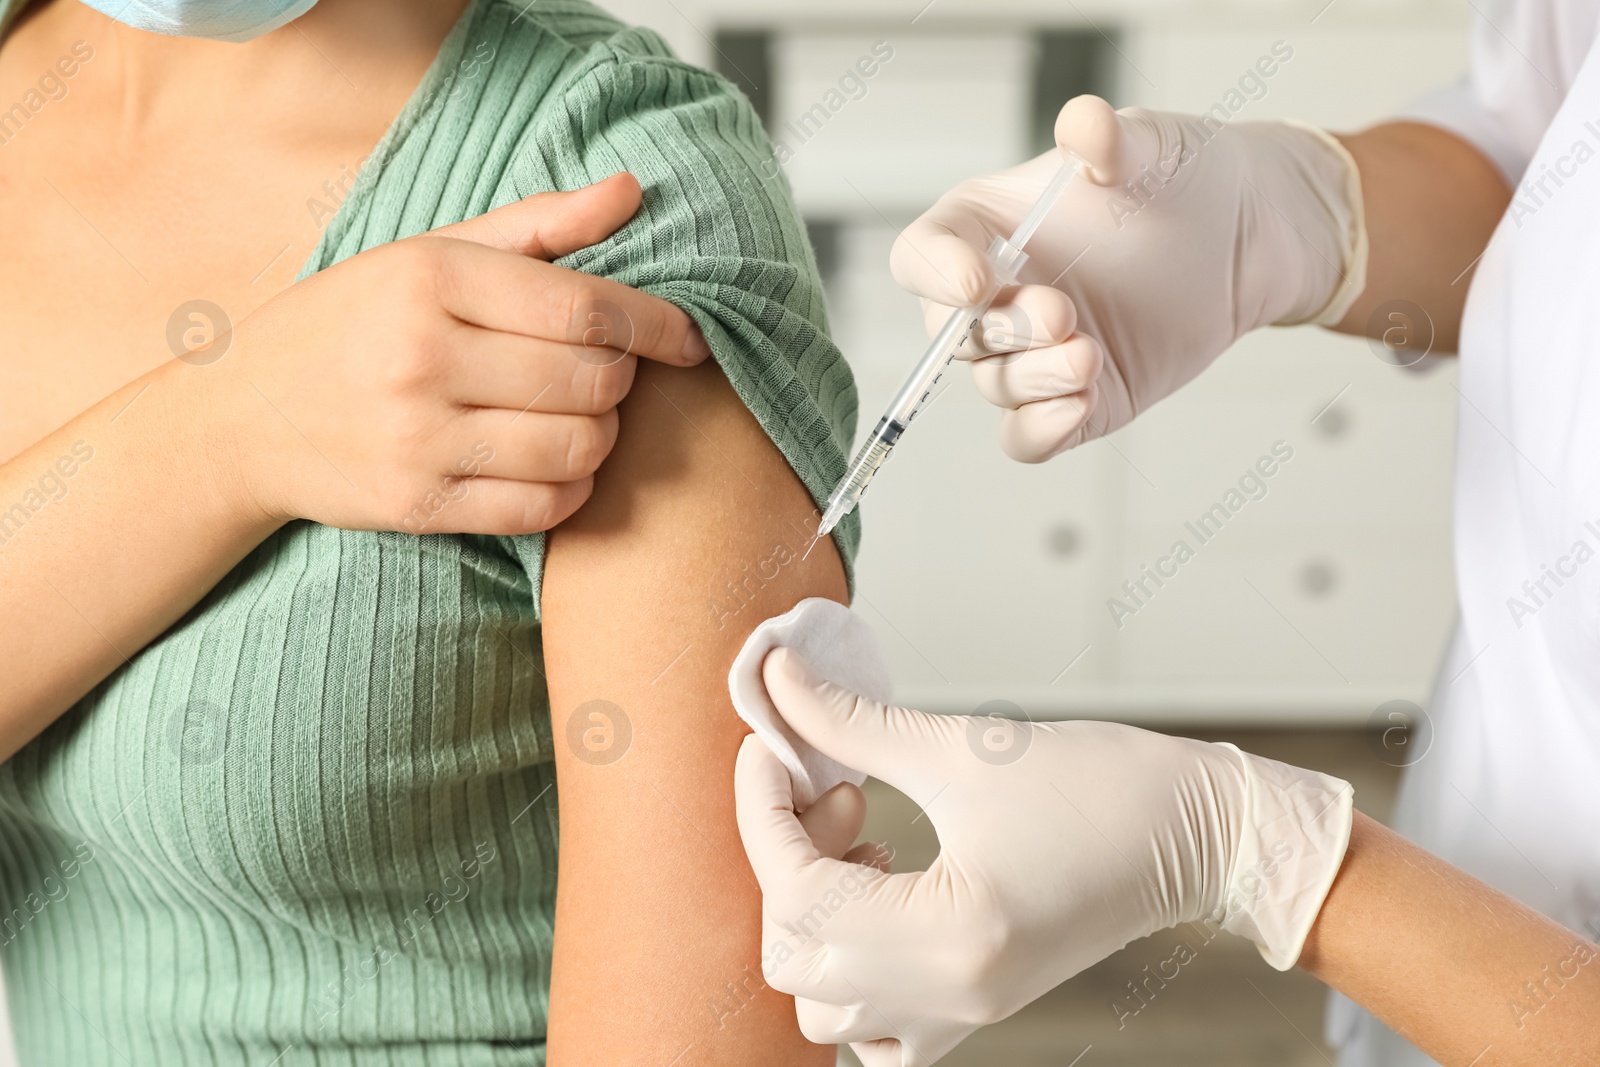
[81,0,321,42]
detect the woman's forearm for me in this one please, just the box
[1300,812,1600,1063]
[1331,121,1512,353]
[0,182,708,762]
[0,362,281,758]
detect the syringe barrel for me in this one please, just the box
[840,417,901,493]
[816,417,900,533]
[883,237,1030,428]
[815,158,1078,533]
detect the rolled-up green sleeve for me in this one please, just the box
[509,37,861,586]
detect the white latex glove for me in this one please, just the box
[892,95,1367,461]
[734,649,1354,1067]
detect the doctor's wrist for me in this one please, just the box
[1243,120,1369,331]
[1210,745,1355,970]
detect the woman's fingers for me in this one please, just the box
[420,174,713,370]
[452,408,620,483]
[446,325,639,415]
[426,237,711,366]
[232,175,711,535]
[970,333,1104,409]
[396,475,594,537]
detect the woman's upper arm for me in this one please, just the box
[541,356,845,1063]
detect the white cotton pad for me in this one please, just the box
[728,597,893,811]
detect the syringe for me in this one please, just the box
[814,154,1085,541]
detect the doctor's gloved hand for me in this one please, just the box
[893,93,1367,462]
[734,649,1355,1067]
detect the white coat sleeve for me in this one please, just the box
[1393,0,1596,184]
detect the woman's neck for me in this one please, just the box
[12,0,470,134]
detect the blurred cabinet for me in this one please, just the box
[831,222,1459,726]
[771,33,1035,216]
[817,14,1468,725]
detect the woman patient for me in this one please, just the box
[0,0,856,1062]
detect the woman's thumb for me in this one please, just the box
[425,172,644,260]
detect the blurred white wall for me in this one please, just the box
[610,0,1475,726]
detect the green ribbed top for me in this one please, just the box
[0,2,859,1062]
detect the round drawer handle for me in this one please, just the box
[1046,522,1082,560]
[1315,405,1350,439]
[1299,558,1338,598]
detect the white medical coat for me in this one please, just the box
[1331,1,1600,1062]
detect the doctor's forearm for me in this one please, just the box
[1329,122,1511,354]
[1299,813,1600,1063]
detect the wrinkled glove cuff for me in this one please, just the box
[1281,121,1369,328]
[1213,745,1354,970]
